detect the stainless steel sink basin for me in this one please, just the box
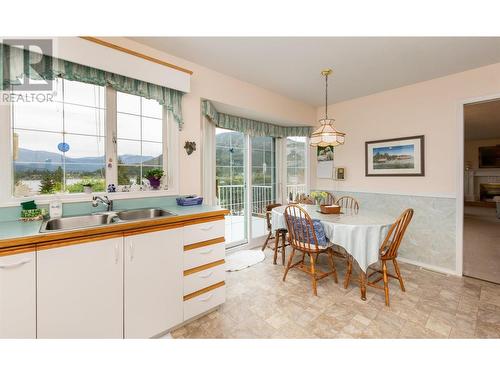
[39,208,176,232]
[115,208,176,221]
[40,213,117,232]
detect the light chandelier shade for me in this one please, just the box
[309,69,346,147]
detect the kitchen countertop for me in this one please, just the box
[0,204,228,251]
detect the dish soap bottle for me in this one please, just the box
[49,199,62,219]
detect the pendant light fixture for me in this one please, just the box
[309,69,345,147]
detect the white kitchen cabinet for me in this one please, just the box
[0,249,36,338]
[183,220,225,246]
[124,228,183,338]
[37,237,123,338]
[184,284,226,321]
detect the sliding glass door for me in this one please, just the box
[216,129,247,246]
[285,136,308,200]
[215,129,276,248]
[251,136,276,241]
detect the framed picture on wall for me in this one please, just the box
[365,135,425,176]
[316,145,334,179]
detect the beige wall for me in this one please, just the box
[103,38,316,195]
[464,138,500,169]
[311,62,500,197]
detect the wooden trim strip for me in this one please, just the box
[123,222,183,237]
[184,259,225,276]
[37,232,123,251]
[184,237,225,251]
[182,215,227,227]
[79,37,194,75]
[183,281,225,301]
[0,245,36,257]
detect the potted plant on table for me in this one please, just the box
[144,168,164,190]
[310,191,327,205]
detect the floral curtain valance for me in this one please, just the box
[0,43,185,128]
[202,100,312,138]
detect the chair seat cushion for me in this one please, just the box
[289,216,329,247]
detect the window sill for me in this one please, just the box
[0,188,179,208]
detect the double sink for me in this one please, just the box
[40,208,177,233]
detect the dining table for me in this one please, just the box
[271,204,395,300]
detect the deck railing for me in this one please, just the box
[217,184,307,216]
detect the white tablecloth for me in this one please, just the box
[272,205,394,271]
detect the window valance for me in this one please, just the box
[0,43,185,128]
[202,100,312,138]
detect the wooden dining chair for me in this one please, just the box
[344,208,414,306]
[336,196,360,211]
[282,205,338,296]
[324,192,335,205]
[261,203,288,265]
[297,194,315,205]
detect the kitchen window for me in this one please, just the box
[11,78,106,196]
[4,80,176,201]
[116,92,165,187]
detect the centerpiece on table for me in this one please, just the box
[144,168,164,190]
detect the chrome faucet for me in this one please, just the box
[92,195,113,211]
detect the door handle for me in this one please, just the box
[114,244,120,264]
[129,242,134,262]
[0,258,31,269]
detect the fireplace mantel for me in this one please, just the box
[465,168,500,201]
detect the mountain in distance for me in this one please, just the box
[15,148,156,172]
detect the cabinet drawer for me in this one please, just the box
[184,263,225,296]
[184,284,225,321]
[183,220,225,246]
[184,242,225,270]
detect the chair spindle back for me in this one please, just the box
[283,205,319,253]
[380,208,414,259]
[336,196,360,211]
[265,203,282,231]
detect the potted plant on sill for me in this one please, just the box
[144,168,164,190]
[82,182,93,194]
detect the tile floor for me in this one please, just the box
[172,249,500,339]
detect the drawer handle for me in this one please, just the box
[199,293,214,302]
[114,244,120,264]
[200,224,215,231]
[199,248,214,254]
[200,271,213,279]
[0,259,31,269]
[129,243,134,262]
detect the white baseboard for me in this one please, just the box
[398,257,460,276]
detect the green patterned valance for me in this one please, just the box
[202,100,312,138]
[1,43,185,128]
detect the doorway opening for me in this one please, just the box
[463,99,500,284]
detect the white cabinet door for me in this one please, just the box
[37,237,123,338]
[124,228,183,338]
[0,250,36,338]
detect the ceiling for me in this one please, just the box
[131,37,500,106]
[465,99,500,140]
